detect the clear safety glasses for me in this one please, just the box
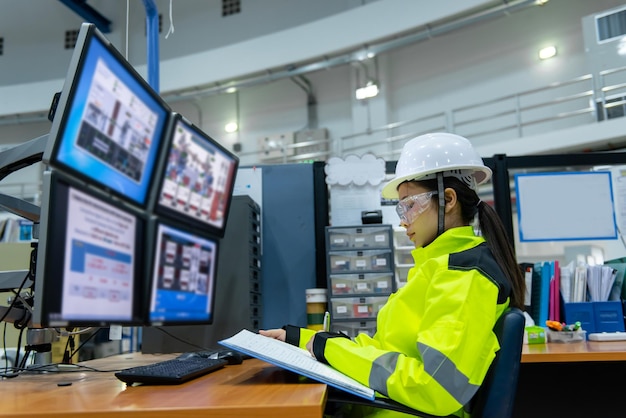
[396,191,437,225]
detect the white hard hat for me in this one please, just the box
[381,132,492,199]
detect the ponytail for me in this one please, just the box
[476,201,525,310]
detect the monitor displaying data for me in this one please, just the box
[33,172,146,327]
[146,220,219,325]
[151,113,239,238]
[44,22,170,208]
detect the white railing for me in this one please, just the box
[338,71,621,161]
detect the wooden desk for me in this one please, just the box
[0,353,327,418]
[516,342,626,417]
[521,340,626,363]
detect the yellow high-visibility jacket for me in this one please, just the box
[285,226,511,417]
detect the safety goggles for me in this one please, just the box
[396,191,437,225]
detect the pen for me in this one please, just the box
[323,311,331,332]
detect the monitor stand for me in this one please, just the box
[23,328,57,371]
[0,135,53,373]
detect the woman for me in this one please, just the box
[260,133,525,417]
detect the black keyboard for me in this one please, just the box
[114,357,228,385]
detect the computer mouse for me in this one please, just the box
[214,349,244,365]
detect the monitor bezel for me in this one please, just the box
[43,22,171,209]
[33,170,148,328]
[144,216,220,326]
[148,112,239,239]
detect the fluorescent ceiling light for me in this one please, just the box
[618,36,626,55]
[539,46,557,60]
[224,122,238,133]
[355,82,379,100]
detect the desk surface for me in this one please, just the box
[0,353,327,418]
[522,340,626,363]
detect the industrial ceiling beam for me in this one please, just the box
[57,0,112,33]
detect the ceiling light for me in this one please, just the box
[618,36,626,55]
[355,81,379,100]
[224,87,237,94]
[538,46,557,60]
[224,122,238,133]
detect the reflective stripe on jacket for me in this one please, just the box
[290,226,511,417]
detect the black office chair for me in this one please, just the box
[326,307,526,418]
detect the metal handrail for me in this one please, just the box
[338,72,605,160]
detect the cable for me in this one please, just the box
[0,271,30,324]
[69,328,104,362]
[15,325,25,369]
[125,0,130,60]
[0,271,32,371]
[2,322,8,374]
[164,0,175,39]
[61,330,73,364]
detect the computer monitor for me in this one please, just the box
[150,113,239,238]
[32,171,147,328]
[146,219,219,326]
[43,22,171,208]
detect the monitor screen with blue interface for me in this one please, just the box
[147,219,219,325]
[33,172,146,328]
[151,113,239,238]
[44,22,170,208]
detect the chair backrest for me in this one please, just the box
[470,306,526,418]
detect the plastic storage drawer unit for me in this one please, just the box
[330,296,389,319]
[327,226,392,250]
[329,273,393,295]
[331,321,378,338]
[328,250,392,273]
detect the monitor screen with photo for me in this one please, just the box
[44,22,171,208]
[146,219,219,326]
[150,113,239,238]
[32,172,147,327]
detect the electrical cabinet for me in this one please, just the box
[325,225,395,338]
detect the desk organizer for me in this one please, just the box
[564,301,625,335]
[547,329,586,343]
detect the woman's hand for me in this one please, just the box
[258,328,286,342]
[305,335,315,357]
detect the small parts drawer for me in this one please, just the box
[330,296,388,319]
[330,273,393,295]
[331,321,377,338]
[327,226,391,250]
[328,250,392,274]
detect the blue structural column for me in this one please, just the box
[142,0,159,92]
[133,0,159,353]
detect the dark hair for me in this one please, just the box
[418,177,526,310]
